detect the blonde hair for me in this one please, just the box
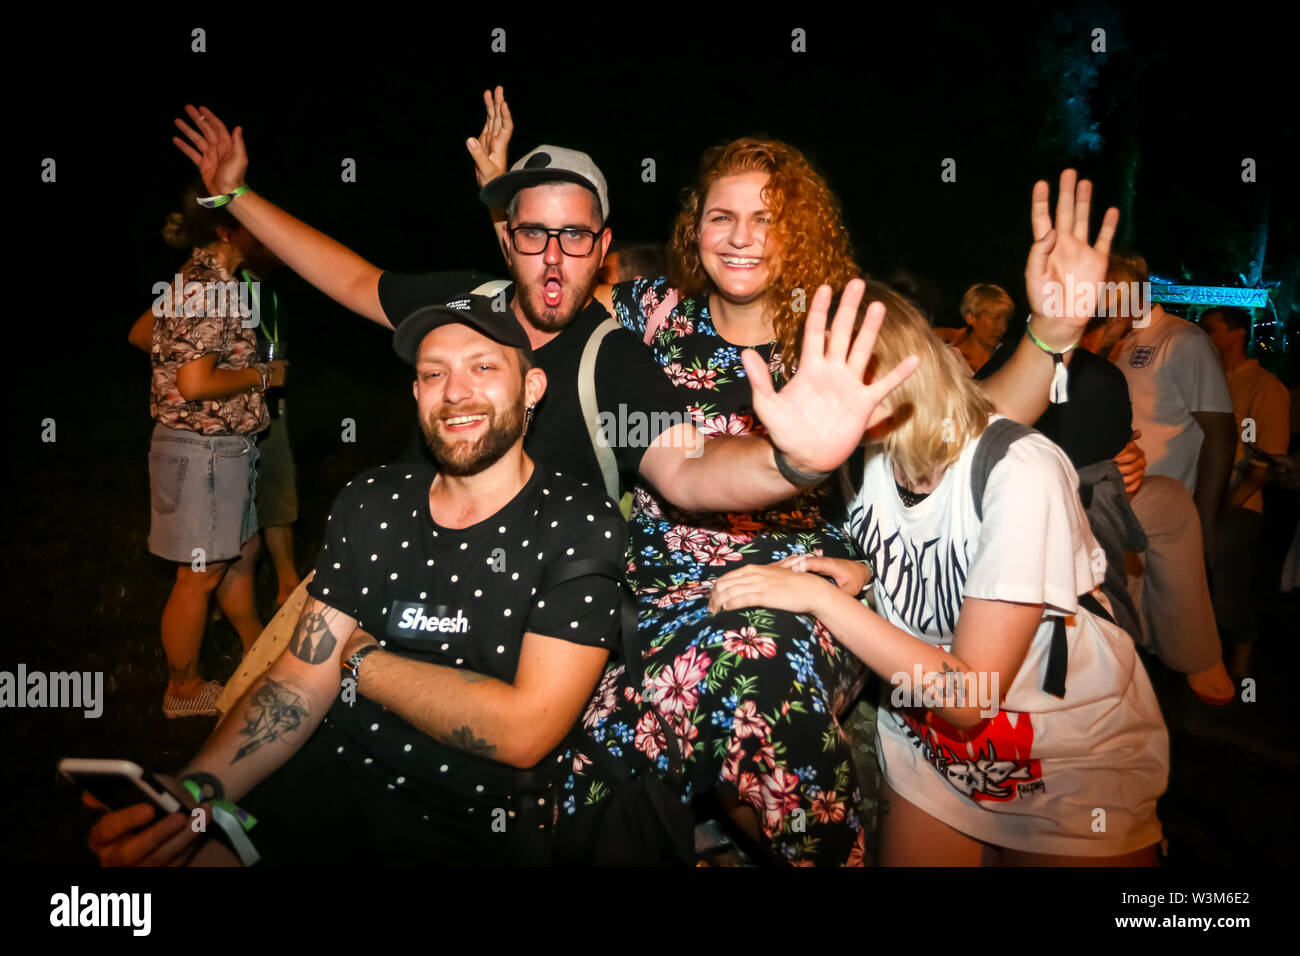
[858,280,994,488]
[959,282,1014,322]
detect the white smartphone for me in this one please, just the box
[59,758,183,818]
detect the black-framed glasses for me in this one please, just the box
[507,226,601,257]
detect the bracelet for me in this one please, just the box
[253,363,270,393]
[774,448,831,488]
[180,778,261,866]
[196,184,251,209]
[1025,317,1080,405]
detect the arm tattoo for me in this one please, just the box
[449,725,496,757]
[182,772,226,801]
[457,670,491,684]
[941,662,967,708]
[288,607,339,665]
[232,678,309,763]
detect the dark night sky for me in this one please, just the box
[22,8,1298,336]
[9,7,1296,483]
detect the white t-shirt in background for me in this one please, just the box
[1111,307,1233,493]
[845,418,1168,856]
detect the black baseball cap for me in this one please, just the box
[392,293,533,365]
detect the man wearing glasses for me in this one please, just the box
[174,107,915,522]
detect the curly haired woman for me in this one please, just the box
[559,139,875,866]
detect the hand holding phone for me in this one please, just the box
[62,758,205,867]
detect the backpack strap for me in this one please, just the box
[533,557,685,781]
[970,417,1036,522]
[469,278,514,301]
[969,418,1077,697]
[578,318,623,504]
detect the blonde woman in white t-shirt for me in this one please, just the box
[709,183,1170,864]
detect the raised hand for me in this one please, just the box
[173,105,247,197]
[466,86,514,188]
[742,279,920,476]
[1024,169,1120,348]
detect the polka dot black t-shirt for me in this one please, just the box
[307,461,628,807]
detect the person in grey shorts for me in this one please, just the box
[131,180,288,717]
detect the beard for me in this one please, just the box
[420,398,526,477]
[514,265,601,333]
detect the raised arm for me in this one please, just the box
[980,170,1119,423]
[639,280,919,512]
[343,628,609,769]
[173,105,388,326]
[466,86,515,255]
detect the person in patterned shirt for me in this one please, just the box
[143,181,286,717]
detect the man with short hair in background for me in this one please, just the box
[1103,253,1237,556]
[1087,252,1237,703]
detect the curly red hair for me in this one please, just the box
[667,138,860,375]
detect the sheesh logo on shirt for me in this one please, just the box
[389,602,470,637]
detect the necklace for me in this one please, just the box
[895,480,930,507]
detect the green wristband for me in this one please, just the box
[196,184,251,209]
[1025,317,1078,404]
[181,777,258,830]
[1025,316,1079,356]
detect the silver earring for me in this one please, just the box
[524,404,536,433]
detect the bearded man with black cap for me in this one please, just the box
[86,293,628,866]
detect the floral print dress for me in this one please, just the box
[559,276,870,866]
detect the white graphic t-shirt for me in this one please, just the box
[1112,308,1233,493]
[846,418,1168,856]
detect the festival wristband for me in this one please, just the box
[1025,317,1080,404]
[196,184,251,209]
[181,778,261,866]
[773,448,831,487]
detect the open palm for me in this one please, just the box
[466,86,514,188]
[743,279,920,475]
[1024,169,1120,343]
[172,104,247,196]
